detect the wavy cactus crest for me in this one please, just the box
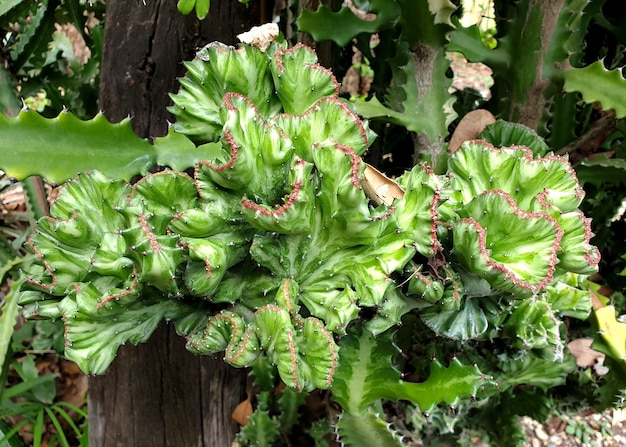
[407,139,599,355]
[20,42,440,391]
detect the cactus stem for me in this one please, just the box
[97,266,139,309]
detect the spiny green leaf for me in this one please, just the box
[236,391,280,447]
[0,110,155,183]
[332,327,489,414]
[296,0,400,47]
[564,61,626,118]
[336,411,405,447]
[278,387,307,430]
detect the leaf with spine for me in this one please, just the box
[9,0,56,75]
[332,326,490,414]
[306,419,332,447]
[0,110,154,183]
[250,356,278,391]
[278,387,307,432]
[296,0,401,47]
[236,391,279,447]
[564,61,626,118]
[336,410,406,447]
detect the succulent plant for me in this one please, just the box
[6,38,600,445]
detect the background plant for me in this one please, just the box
[1,1,102,443]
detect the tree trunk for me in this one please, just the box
[89,1,266,445]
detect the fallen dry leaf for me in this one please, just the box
[567,338,604,368]
[232,395,253,426]
[362,164,404,206]
[448,109,496,153]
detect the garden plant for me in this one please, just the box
[1,0,626,445]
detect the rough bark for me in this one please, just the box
[89,1,266,445]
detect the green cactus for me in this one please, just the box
[1,36,603,445]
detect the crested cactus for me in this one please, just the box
[18,41,441,392]
[3,34,602,445]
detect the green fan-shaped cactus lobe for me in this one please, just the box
[448,141,584,212]
[446,140,599,286]
[453,190,562,294]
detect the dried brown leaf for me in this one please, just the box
[448,109,496,153]
[362,164,404,206]
[232,396,253,426]
[567,338,604,368]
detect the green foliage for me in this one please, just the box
[1,0,104,119]
[330,326,491,445]
[175,0,251,20]
[0,110,222,183]
[564,61,626,118]
[2,2,621,441]
[298,0,457,167]
[235,360,310,446]
[296,0,400,47]
[1,38,601,444]
[0,283,20,380]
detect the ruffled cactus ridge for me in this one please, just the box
[446,140,599,292]
[405,137,598,351]
[19,42,442,390]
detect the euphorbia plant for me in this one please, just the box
[1,37,600,444]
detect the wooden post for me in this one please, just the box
[89,1,266,445]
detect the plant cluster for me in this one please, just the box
[0,38,602,444]
[2,0,626,444]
